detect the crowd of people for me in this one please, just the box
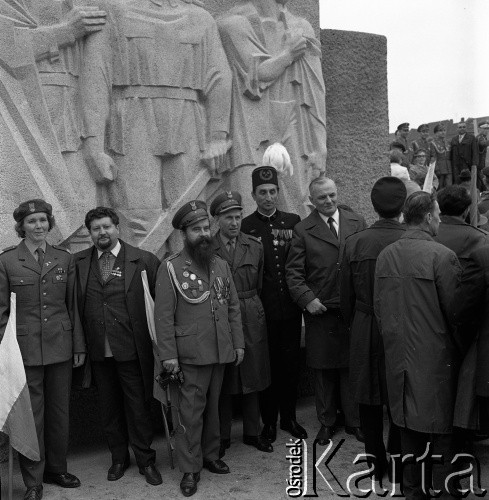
[1,158,489,500]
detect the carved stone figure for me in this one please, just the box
[80,0,232,246]
[217,0,327,217]
[33,0,107,213]
[0,0,105,244]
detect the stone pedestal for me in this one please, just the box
[321,29,389,223]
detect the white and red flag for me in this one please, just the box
[0,293,40,461]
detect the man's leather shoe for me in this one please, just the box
[139,463,162,485]
[203,459,230,474]
[280,419,308,439]
[219,438,230,459]
[345,426,365,443]
[316,425,335,445]
[261,423,277,443]
[24,485,43,500]
[180,472,200,497]
[243,435,273,453]
[107,457,130,481]
[42,471,80,488]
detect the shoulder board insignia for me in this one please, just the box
[52,244,71,254]
[165,251,181,262]
[0,245,17,255]
[247,235,262,244]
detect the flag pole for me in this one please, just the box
[470,118,479,227]
[8,441,13,500]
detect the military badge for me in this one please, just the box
[190,201,197,211]
[227,192,233,199]
[183,271,189,278]
[190,274,196,281]
[29,202,35,212]
[111,267,122,277]
[259,168,273,181]
[182,282,189,290]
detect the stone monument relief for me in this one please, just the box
[0,0,387,255]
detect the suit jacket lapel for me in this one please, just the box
[307,211,339,248]
[18,240,41,274]
[338,209,361,263]
[77,249,93,297]
[124,243,138,295]
[89,248,104,286]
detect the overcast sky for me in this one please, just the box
[319,0,489,132]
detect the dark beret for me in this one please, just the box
[210,191,242,217]
[459,169,472,181]
[172,200,208,230]
[397,123,409,131]
[390,141,406,153]
[252,166,278,190]
[434,123,446,133]
[417,124,429,133]
[371,177,407,214]
[13,199,52,222]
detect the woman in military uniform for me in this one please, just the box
[0,199,85,500]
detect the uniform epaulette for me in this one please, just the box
[52,244,71,254]
[247,234,262,244]
[165,251,181,262]
[0,245,16,255]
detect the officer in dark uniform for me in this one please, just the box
[390,123,413,167]
[340,178,406,481]
[210,191,272,456]
[0,200,84,500]
[241,166,307,443]
[155,200,245,497]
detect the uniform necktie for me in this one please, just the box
[327,217,338,240]
[35,247,44,268]
[101,251,112,281]
[227,239,235,259]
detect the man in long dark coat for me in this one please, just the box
[450,121,479,185]
[375,191,462,500]
[210,191,272,456]
[286,177,366,445]
[75,207,162,486]
[340,177,406,481]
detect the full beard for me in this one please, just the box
[184,236,214,271]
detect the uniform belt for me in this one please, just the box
[237,289,257,299]
[39,72,78,88]
[113,85,198,101]
[355,300,374,314]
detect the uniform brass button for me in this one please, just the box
[276,264,280,268]
[20,280,24,283]
[42,280,46,284]
[43,305,47,309]
[275,255,278,259]
[44,318,48,322]
[103,302,107,306]
[43,292,47,296]
[278,271,281,275]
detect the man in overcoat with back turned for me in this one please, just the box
[75,207,162,486]
[374,191,462,500]
[340,177,406,482]
[210,191,272,457]
[286,176,366,445]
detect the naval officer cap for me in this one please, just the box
[417,124,429,133]
[14,199,53,222]
[397,122,409,131]
[371,177,407,215]
[210,191,243,217]
[252,166,278,190]
[172,200,209,230]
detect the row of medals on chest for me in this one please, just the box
[272,229,293,247]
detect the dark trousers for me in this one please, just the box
[399,428,455,500]
[91,358,155,467]
[259,316,302,425]
[170,363,225,473]
[20,360,72,488]
[359,404,401,479]
[219,392,261,440]
[314,368,359,428]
